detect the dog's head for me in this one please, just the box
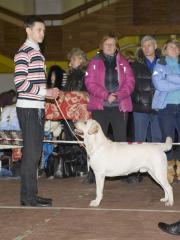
[74,119,100,138]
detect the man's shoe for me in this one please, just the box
[36,196,52,204]
[21,199,52,207]
[21,196,52,205]
[158,221,180,235]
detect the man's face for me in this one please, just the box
[142,40,157,57]
[26,22,45,43]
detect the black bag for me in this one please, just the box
[45,152,76,178]
[45,144,88,178]
[60,151,77,178]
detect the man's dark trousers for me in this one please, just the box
[17,108,44,202]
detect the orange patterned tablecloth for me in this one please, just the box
[45,91,91,121]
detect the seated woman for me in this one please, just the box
[47,65,65,90]
[62,48,88,91]
[0,89,17,108]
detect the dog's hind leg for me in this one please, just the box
[160,182,173,206]
[148,170,174,206]
[159,183,173,207]
[89,173,105,207]
[160,182,174,206]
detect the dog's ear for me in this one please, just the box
[88,123,99,135]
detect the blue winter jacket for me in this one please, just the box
[152,57,180,110]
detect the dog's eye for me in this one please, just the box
[84,121,87,124]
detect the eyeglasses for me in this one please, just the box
[104,43,116,47]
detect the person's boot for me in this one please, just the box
[126,172,143,184]
[167,160,176,184]
[176,160,180,181]
[83,168,95,184]
[158,221,180,235]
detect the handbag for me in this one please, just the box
[45,152,76,178]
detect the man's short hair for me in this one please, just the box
[141,35,157,46]
[24,16,45,28]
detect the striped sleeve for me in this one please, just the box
[61,72,68,90]
[14,50,40,94]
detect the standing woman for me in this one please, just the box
[152,39,180,183]
[85,34,135,142]
[62,48,88,140]
[62,48,87,91]
[60,48,88,177]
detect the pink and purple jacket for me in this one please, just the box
[85,53,135,112]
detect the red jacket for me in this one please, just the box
[85,53,135,112]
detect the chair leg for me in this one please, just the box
[167,160,176,184]
[176,160,180,181]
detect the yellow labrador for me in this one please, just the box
[75,119,173,207]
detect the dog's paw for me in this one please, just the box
[160,197,167,203]
[165,201,174,207]
[160,198,174,206]
[89,199,100,207]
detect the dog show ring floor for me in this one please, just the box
[0,175,180,240]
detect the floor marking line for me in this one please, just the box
[13,210,60,240]
[0,205,180,213]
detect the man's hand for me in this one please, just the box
[107,93,117,104]
[46,88,60,99]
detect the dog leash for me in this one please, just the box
[54,97,89,171]
[54,98,86,149]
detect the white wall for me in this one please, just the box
[35,0,86,14]
[0,0,87,15]
[61,0,85,13]
[0,74,15,94]
[35,0,63,14]
[0,0,34,14]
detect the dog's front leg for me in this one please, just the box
[89,173,105,207]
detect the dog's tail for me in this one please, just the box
[160,137,173,152]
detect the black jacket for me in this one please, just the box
[131,48,161,113]
[63,68,86,91]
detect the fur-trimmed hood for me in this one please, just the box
[135,47,162,64]
[157,56,180,65]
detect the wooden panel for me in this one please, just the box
[169,0,180,23]
[133,0,180,25]
[1,0,180,61]
[44,26,63,60]
[0,20,25,59]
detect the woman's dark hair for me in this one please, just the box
[0,89,17,107]
[47,65,65,90]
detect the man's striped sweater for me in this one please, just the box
[14,39,47,109]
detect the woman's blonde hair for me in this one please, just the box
[162,39,180,56]
[67,48,88,70]
[99,33,120,51]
